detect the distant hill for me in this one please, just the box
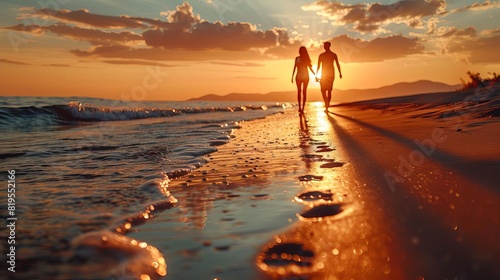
[347,82,499,105]
[189,80,460,104]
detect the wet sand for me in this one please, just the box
[128,94,499,279]
[128,109,311,279]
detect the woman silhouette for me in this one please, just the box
[291,46,315,113]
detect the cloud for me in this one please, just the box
[69,45,269,61]
[143,22,285,51]
[2,24,46,36]
[208,61,265,67]
[22,3,214,31]
[266,34,426,62]
[0,58,73,67]
[261,40,305,60]
[481,28,500,36]
[70,45,134,57]
[6,2,294,59]
[142,3,291,51]
[446,34,500,63]
[439,27,477,38]
[2,23,142,45]
[330,34,426,62]
[160,1,200,30]
[424,25,498,63]
[98,60,178,67]
[23,7,148,29]
[450,0,500,13]
[231,76,276,80]
[302,0,447,32]
[0,58,30,65]
[43,63,72,67]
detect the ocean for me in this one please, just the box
[0,96,291,279]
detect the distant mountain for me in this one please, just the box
[189,80,460,104]
[336,80,460,103]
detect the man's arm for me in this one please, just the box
[335,54,342,78]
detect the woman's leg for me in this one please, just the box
[296,78,303,112]
[301,80,309,112]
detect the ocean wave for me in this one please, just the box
[0,101,279,129]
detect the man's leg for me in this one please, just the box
[326,89,332,110]
[321,89,328,110]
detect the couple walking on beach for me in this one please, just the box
[291,42,342,113]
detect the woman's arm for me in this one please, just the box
[308,65,315,75]
[291,59,297,83]
[316,56,321,74]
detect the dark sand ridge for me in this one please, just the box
[124,91,499,279]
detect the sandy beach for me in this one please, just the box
[112,86,499,279]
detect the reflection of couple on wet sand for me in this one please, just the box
[291,42,343,113]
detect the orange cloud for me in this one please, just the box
[97,60,178,67]
[267,35,426,63]
[440,27,477,38]
[208,61,265,67]
[446,34,500,63]
[3,23,142,45]
[0,58,72,67]
[142,3,291,51]
[450,0,500,13]
[0,58,29,65]
[302,0,447,32]
[70,45,268,61]
[143,22,285,51]
[481,28,500,36]
[24,7,147,29]
[332,34,426,62]
[431,25,500,63]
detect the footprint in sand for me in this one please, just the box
[320,161,345,168]
[316,145,330,149]
[316,147,335,153]
[257,242,315,279]
[297,174,324,182]
[262,243,314,267]
[295,191,333,203]
[300,154,324,162]
[310,140,327,145]
[299,204,343,220]
[315,144,336,153]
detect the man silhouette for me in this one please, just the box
[317,42,342,111]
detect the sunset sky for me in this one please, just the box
[1,0,499,101]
